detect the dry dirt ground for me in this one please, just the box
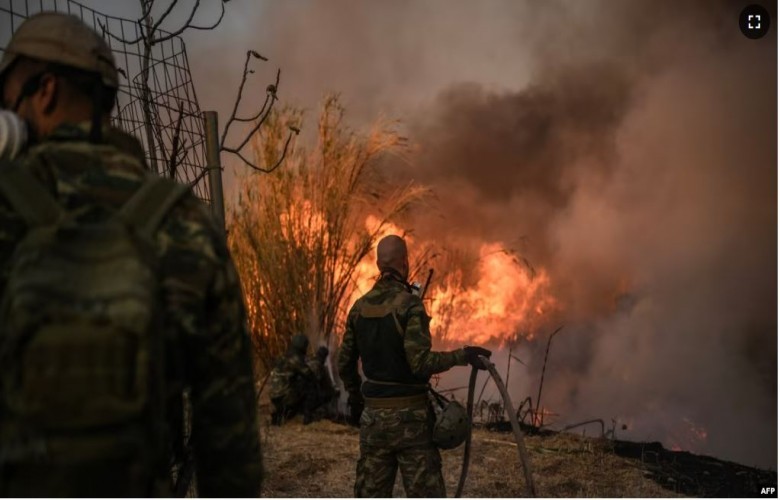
[259,416,677,498]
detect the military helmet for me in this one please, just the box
[432,400,470,450]
[0,12,119,89]
[316,346,329,360]
[290,333,309,353]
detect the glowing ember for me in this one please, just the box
[666,416,708,453]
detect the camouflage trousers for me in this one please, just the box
[355,406,445,498]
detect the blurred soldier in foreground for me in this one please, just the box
[269,333,316,425]
[338,234,492,497]
[0,13,261,497]
[306,346,339,421]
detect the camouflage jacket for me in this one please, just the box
[0,123,262,497]
[269,352,313,404]
[338,276,466,398]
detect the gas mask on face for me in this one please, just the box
[0,110,28,161]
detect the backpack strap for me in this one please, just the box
[119,177,189,238]
[356,292,413,336]
[428,386,451,409]
[0,161,63,227]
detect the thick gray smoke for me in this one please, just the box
[182,0,776,468]
[411,3,776,469]
[405,1,777,469]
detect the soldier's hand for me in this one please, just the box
[464,346,492,370]
[347,392,364,426]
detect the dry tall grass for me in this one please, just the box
[228,95,427,370]
[259,418,679,498]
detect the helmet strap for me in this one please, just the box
[11,72,45,113]
[89,81,103,143]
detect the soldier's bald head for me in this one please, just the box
[376,235,409,280]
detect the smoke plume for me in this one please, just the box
[404,0,777,468]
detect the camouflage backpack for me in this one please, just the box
[268,358,291,401]
[269,357,306,406]
[0,166,187,496]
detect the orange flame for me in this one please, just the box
[345,217,559,347]
[429,243,558,346]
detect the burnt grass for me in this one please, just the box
[256,409,776,497]
[487,421,777,498]
[608,440,777,498]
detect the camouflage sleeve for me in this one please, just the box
[337,305,362,396]
[403,297,467,378]
[0,158,55,291]
[0,197,25,292]
[160,199,262,497]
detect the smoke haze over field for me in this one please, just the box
[83,0,776,468]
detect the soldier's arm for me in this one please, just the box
[403,298,467,378]
[190,251,262,497]
[0,159,54,291]
[0,197,25,291]
[164,202,262,497]
[337,307,362,396]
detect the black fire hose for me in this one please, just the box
[456,355,537,497]
[455,366,479,497]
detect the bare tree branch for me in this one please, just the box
[140,0,154,22]
[98,0,224,46]
[101,1,286,179]
[189,1,226,31]
[223,125,298,173]
[150,0,181,36]
[220,51,272,145]
[148,0,202,45]
[227,84,276,153]
[219,52,293,174]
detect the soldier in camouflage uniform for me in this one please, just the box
[0,13,261,497]
[307,346,338,420]
[269,333,316,425]
[338,235,491,497]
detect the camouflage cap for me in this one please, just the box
[0,12,118,89]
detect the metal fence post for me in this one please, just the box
[203,111,225,231]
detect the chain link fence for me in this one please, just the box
[0,0,211,203]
